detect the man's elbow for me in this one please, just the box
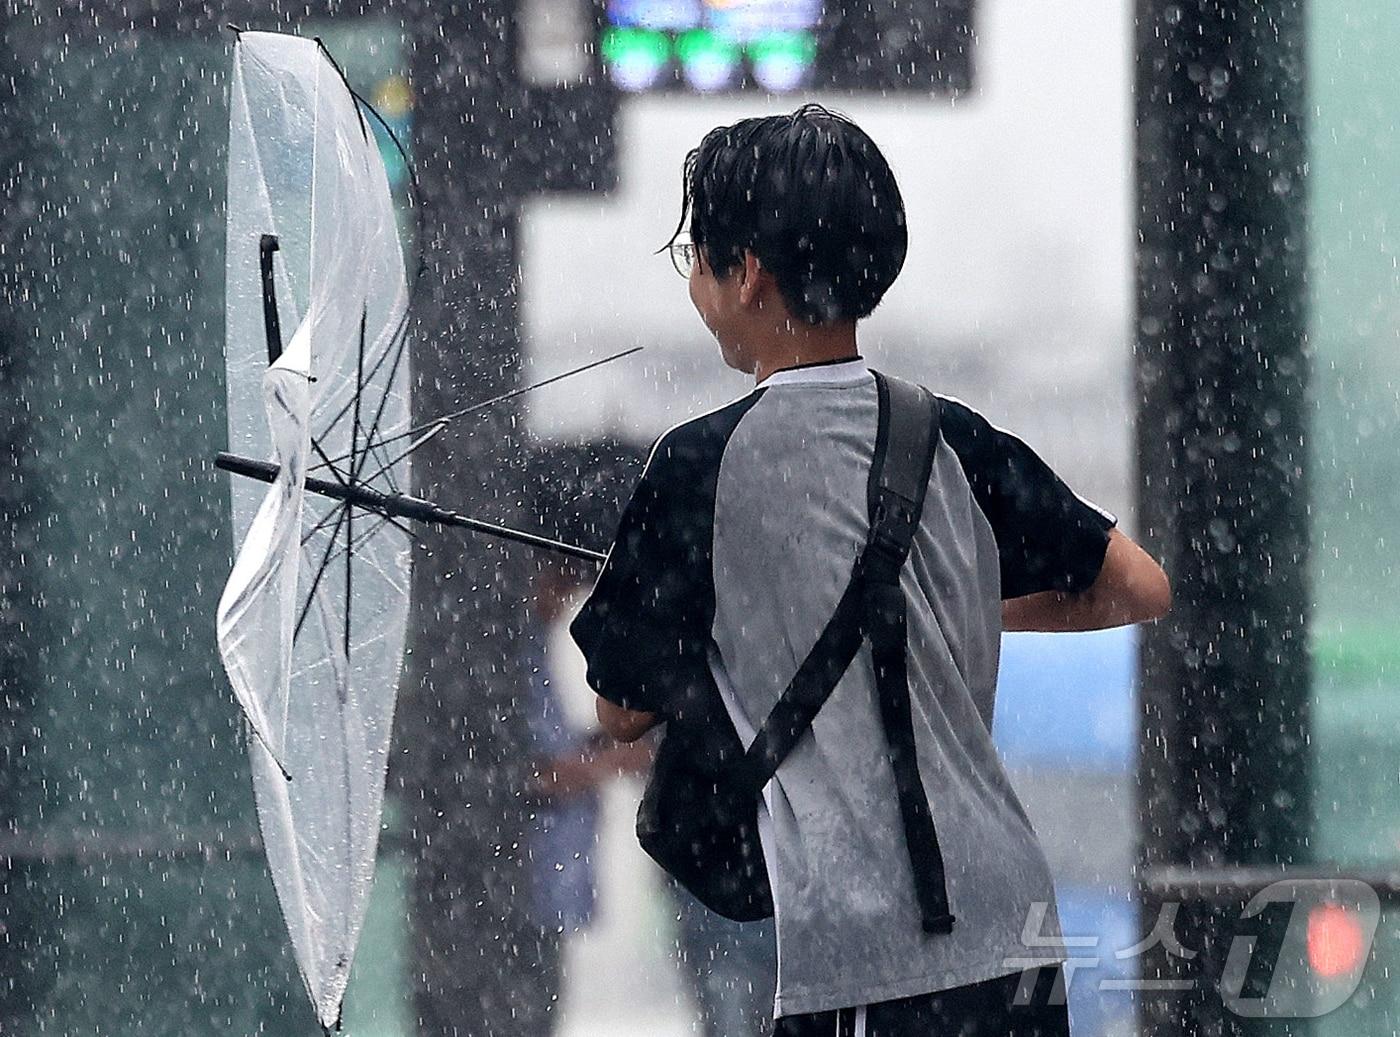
[1111,549,1171,625]
[596,697,659,743]
[1138,567,1172,623]
[1100,529,1171,625]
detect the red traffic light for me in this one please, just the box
[1307,902,1368,979]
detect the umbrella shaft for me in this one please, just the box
[215,452,606,563]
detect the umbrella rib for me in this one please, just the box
[344,500,353,659]
[358,429,403,496]
[350,326,411,481]
[311,439,352,491]
[311,347,643,474]
[310,271,412,446]
[313,510,418,573]
[342,307,369,661]
[294,502,349,642]
[417,345,644,432]
[302,505,344,545]
[349,424,443,490]
[314,68,427,456]
[316,302,411,454]
[350,307,367,480]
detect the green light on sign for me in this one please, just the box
[675,29,740,91]
[748,31,815,92]
[601,27,671,90]
[747,31,816,66]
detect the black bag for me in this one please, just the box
[636,372,957,933]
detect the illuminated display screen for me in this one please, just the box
[603,0,822,93]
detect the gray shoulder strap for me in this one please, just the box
[865,372,942,583]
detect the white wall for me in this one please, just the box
[522,0,1134,519]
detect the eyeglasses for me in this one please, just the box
[668,239,697,279]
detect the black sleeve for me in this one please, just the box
[940,397,1118,600]
[568,428,719,718]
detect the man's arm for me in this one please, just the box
[572,416,735,739]
[530,729,658,796]
[1002,528,1171,632]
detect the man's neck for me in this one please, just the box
[751,321,860,385]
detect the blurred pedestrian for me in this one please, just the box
[522,555,653,1028]
[670,879,776,1037]
[527,439,779,1034]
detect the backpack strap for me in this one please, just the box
[865,374,955,935]
[734,371,956,935]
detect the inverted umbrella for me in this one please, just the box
[216,29,628,1029]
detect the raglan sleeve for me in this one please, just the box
[568,429,716,718]
[940,397,1118,600]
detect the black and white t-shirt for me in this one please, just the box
[570,359,1116,1018]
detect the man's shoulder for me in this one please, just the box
[647,390,767,476]
[863,373,990,444]
[899,387,1033,501]
[924,392,1017,478]
[927,391,992,439]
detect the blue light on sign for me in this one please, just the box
[705,0,822,41]
[609,0,704,31]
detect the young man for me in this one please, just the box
[571,106,1171,1035]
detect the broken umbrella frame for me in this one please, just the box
[215,261,621,575]
[216,276,623,663]
[219,231,625,695]
[218,52,622,663]
[215,33,632,1029]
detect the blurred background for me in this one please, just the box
[0,0,1396,1034]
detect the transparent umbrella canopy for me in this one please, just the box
[214,29,628,1029]
[217,30,414,1029]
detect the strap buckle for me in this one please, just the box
[865,490,916,585]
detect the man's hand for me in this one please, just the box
[1001,528,1171,632]
[596,696,662,742]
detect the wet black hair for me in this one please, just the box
[671,104,907,326]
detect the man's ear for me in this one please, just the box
[738,250,766,307]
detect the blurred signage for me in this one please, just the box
[369,74,413,191]
[604,0,820,93]
[601,0,971,95]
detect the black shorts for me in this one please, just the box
[773,965,1070,1037]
